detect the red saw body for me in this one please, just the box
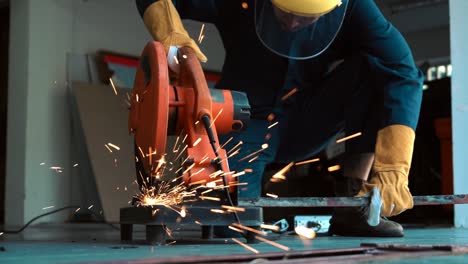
[129,42,250,194]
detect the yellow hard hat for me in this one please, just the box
[271,0,343,17]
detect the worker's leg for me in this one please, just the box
[331,55,404,237]
[277,53,404,237]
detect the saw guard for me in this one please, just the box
[129,42,169,176]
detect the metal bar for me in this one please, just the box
[238,194,468,208]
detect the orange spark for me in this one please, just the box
[198,23,205,43]
[188,179,206,186]
[268,121,279,129]
[228,141,243,154]
[172,136,180,152]
[107,143,120,150]
[201,189,213,195]
[266,193,278,198]
[248,156,259,163]
[255,236,290,251]
[232,223,267,236]
[220,137,233,149]
[280,88,298,101]
[221,205,246,212]
[109,78,118,95]
[138,146,145,158]
[175,144,188,160]
[260,224,280,231]
[295,158,320,166]
[209,170,224,178]
[232,171,246,178]
[182,163,196,175]
[271,162,294,180]
[228,149,241,158]
[232,238,259,254]
[336,132,362,143]
[206,181,217,188]
[191,168,205,176]
[210,109,224,128]
[200,196,221,201]
[238,144,268,162]
[199,156,209,164]
[193,138,202,147]
[229,225,245,234]
[210,209,225,214]
[104,144,113,153]
[180,206,187,218]
[152,209,159,216]
[226,182,248,187]
[328,165,341,172]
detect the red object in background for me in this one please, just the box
[103,54,139,68]
[434,118,453,195]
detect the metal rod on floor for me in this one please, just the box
[238,194,468,208]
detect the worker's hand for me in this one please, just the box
[357,125,415,217]
[143,0,207,62]
[358,172,413,217]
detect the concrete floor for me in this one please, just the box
[1,224,468,263]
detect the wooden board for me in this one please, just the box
[72,81,138,222]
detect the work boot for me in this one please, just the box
[328,176,404,237]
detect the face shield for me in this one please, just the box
[255,0,348,60]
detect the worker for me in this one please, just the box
[135,0,424,237]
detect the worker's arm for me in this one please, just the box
[346,0,424,217]
[347,0,423,130]
[135,0,219,62]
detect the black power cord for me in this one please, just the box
[201,115,245,231]
[0,206,120,234]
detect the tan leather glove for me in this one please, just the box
[358,124,415,217]
[143,0,207,62]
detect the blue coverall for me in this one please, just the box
[136,0,424,198]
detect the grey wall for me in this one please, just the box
[6,0,74,225]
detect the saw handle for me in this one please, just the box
[178,46,212,123]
